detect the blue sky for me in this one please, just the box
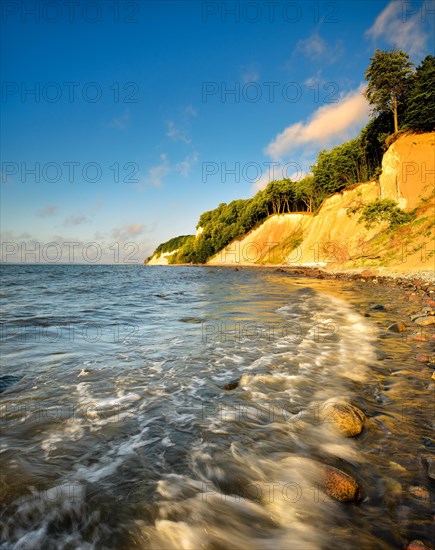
[1,0,433,263]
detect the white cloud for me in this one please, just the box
[240,63,260,84]
[166,120,191,144]
[184,105,198,117]
[64,214,88,226]
[297,33,326,60]
[112,224,145,239]
[175,152,199,177]
[36,204,59,217]
[264,85,370,160]
[366,1,430,58]
[295,33,343,63]
[141,151,199,189]
[110,109,130,130]
[166,105,198,143]
[144,153,170,187]
[252,165,310,193]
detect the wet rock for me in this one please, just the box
[422,437,434,448]
[421,456,435,480]
[0,375,22,393]
[406,541,431,550]
[410,312,426,321]
[416,353,430,363]
[221,378,240,391]
[411,334,428,342]
[384,476,402,505]
[414,316,435,326]
[388,321,407,332]
[370,304,386,311]
[408,486,430,501]
[322,466,362,502]
[319,400,366,437]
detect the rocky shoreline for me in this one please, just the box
[218,264,434,549]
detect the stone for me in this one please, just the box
[222,378,240,391]
[416,353,430,363]
[421,456,435,480]
[406,541,431,550]
[0,375,22,394]
[388,321,407,332]
[370,304,386,311]
[322,466,362,502]
[319,400,366,437]
[411,334,428,342]
[411,312,426,321]
[409,486,429,501]
[414,316,435,326]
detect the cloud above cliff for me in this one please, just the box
[366,1,431,58]
[264,85,369,160]
[36,204,59,217]
[111,224,145,239]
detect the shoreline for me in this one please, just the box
[147,262,435,295]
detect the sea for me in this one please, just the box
[0,264,433,549]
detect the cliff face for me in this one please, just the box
[209,132,435,273]
[378,132,435,210]
[147,249,179,265]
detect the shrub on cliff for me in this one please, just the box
[350,199,416,229]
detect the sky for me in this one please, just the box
[1,0,434,263]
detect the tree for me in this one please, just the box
[404,55,435,132]
[365,49,414,133]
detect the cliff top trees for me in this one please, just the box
[404,55,435,132]
[365,49,414,133]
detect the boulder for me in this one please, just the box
[319,400,366,437]
[322,466,362,502]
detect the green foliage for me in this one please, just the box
[310,128,388,207]
[350,199,416,229]
[154,235,194,257]
[149,48,431,265]
[365,49,414,132]
[404,55,435,132]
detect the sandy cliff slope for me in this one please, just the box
[208,132,435,274]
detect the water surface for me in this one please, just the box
[1,265,433,549]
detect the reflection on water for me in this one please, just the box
[0,265,433,549]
